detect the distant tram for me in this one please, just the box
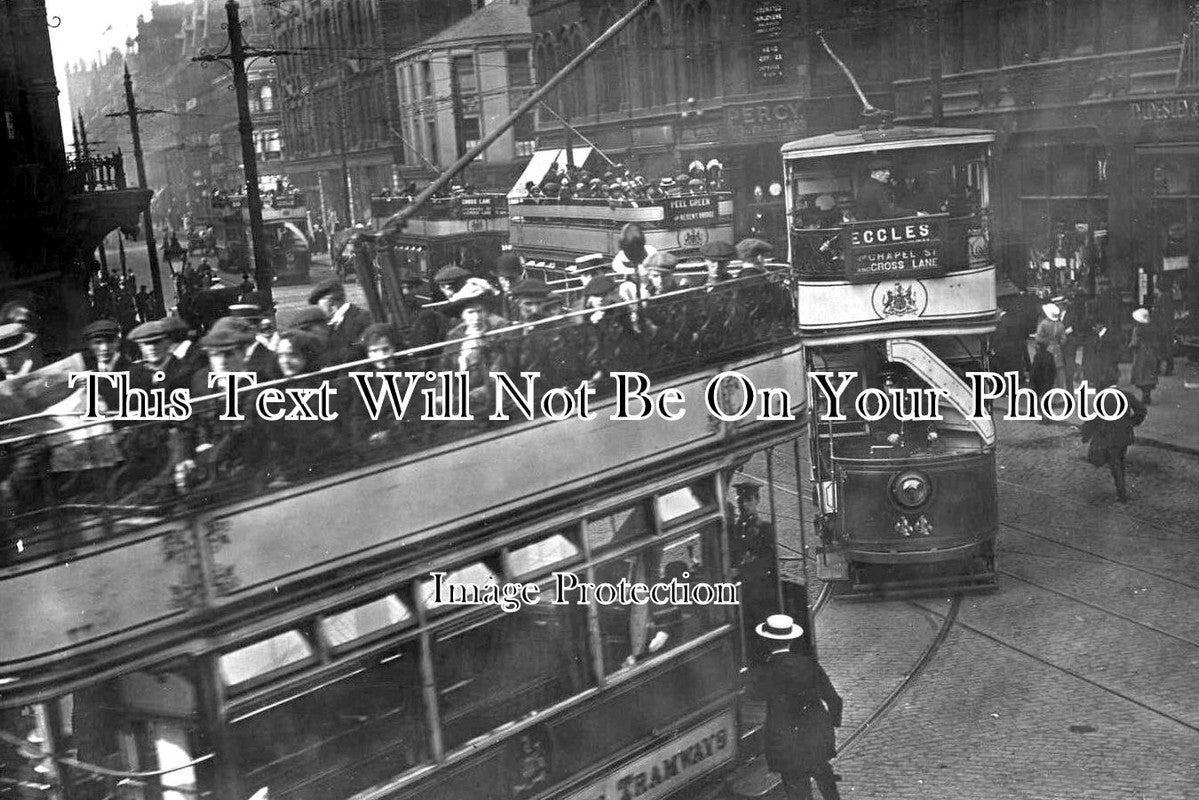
[369,191,509,279]
[207,191,312,284]
[783,122,1000,596]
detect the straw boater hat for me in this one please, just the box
[1041,302,1062,321]
[0,323,36,355]
[1132,308,1151,325]
[756,613,804,640]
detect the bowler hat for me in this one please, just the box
[199,317,256,349]
[736,238,773,261]
[307,277,345,305]
[495,252,523,278]
[82,319,121,340]
[583,274,618,297]
[699,240,737,261]
[127,319,171,344]
[0,323,37,355]
[755,613,804,640]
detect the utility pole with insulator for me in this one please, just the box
[114,63,167,318]
[225,0,274,307]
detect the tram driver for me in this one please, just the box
[855,158,924,221]
[867,367,939,451]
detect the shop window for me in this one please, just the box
[585,502,653,551]
[220,630,314,689]
[229,642,429,800]
[1146,154,1199,284]
[319,594,413,651]
[594,523,725,675]
[433,602,592,750]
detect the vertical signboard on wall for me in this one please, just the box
[752,1,787,86]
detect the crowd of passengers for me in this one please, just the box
[515,158,726,204]
[0,231,792,517]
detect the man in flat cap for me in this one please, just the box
[433,265,472,301]
[737,238,774,268]
[191,316,259,397]
[229,291,278,377]
[309,277,371,364]
[856,157,913,221]
[756,613,843,800]
[699,240,738,286]
[128,319,199,391]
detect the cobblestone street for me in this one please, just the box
[736,416,1199,799]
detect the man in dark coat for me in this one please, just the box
[756,614,843,800]
[854,158,913,221]
[308,277,371,363]
[1080,384,1146,503]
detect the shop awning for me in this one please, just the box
[508,147,594,200]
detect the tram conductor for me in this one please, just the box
[757,614,844,800]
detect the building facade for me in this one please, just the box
[2,0,149,348]
[811,0,1198,304]
[528,0,829,245]
[274,0,479,230]
[393,0,535,191]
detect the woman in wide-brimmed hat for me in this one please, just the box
[1034,301,1067,388]
[1129,307,1160,405]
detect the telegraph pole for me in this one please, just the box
[193,0,296,308]
[110,63,166,318]
[226,0,274,307]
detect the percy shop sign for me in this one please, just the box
[843,216,948,283]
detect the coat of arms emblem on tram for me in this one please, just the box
[678,227,709,248]
[871,280,928,319]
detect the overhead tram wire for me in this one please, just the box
[381,0,656,234]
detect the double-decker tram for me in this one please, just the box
[369,191,510,280]
[208,190,313,284]
[782,119,1000,597]
[0,273,807,800]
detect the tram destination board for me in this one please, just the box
[842,216,948,283]
[458,195,506,218]
[663,195,720,226]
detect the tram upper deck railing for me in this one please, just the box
[510,192,734,229]
[0,276,805,677]
[370,193,509,221]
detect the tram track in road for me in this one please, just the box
[911,597,1199,735]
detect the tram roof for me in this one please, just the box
[781,125,996,160]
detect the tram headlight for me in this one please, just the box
[890,471,931,510]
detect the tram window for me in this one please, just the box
[229,641,429,800]
[219,630,314,690]
[585,502,653,552]
[594,523,725,675]
[433,602,591,751]
[507,529,582,577]
[418,560,500,614]
[37,664,205,800]
[656,478,717,525]
[319,594,413,652]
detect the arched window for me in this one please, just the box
[595,8,625,113]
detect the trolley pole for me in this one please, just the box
[116,63,166,318]
[225,0,274,308]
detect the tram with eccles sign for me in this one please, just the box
[783,106,1000,596]
[207,191,312,284]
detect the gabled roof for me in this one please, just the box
[419,0,531,49]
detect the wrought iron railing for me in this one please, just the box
[0,274,797,564]
[67,152,127,193]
